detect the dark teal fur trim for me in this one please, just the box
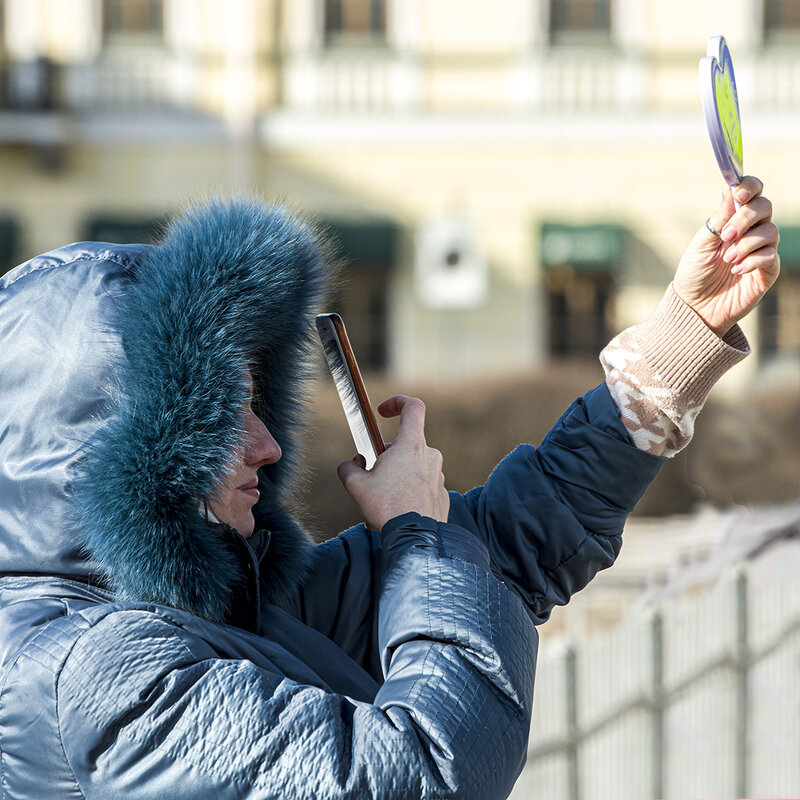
[72,199,327,622]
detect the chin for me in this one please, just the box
[233,510,256,537]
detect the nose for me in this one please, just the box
[244,408,282,468]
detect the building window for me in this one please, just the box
[326,273,389,372]
[550,0,611,43]
[764,0,800,41]
[761,225,800,355]
[321,218,398,371]
[546,269,614,357]
[540,222,624,357]
[760,276,800,356]
[103,0,163,37]
[324,0,387,44]
[84,215,165,245]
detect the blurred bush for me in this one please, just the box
[689,351,800,507]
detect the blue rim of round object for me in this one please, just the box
[699,35,744,187]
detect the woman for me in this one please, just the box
[0,179,778,799]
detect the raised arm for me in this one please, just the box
[603,176,779,456]
[277,177,780,652]
[453,177,780,621]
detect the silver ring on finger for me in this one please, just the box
[706,218,722,237]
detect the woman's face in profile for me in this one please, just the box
[207,375,282,537]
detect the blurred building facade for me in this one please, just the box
[1,0,799,382]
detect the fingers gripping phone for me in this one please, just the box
[315,314,385,469]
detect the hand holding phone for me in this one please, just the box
[315,314,385,469]
[336,393,450,531]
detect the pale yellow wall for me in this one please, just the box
[3,0,774,115]
[425,64,521,111]
[281,0,320,50]
[167,0,234,57]
[648,0,758,51]
[39,0,100,61]
[418,0,532,54]
[2,143,232,259]
[2,0,796,386]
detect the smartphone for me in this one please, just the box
[315,313,385,469]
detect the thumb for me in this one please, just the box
[337,455,366,488]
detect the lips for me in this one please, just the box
[238,480,260,499]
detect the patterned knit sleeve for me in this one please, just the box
[600,283,750,457]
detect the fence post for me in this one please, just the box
[565,644,580,800]
[651,610,665,800]
[734,568,749,798]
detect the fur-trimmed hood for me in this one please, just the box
[0,200,328,622]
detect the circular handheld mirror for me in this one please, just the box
[699,35,743,188]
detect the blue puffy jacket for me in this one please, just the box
[0,201,664,799]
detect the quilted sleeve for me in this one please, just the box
[449,383,665,624]
[57,517,537,800]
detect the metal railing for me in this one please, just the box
[511,563,800,800]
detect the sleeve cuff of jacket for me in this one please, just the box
[635,283,750,407]
[381,512,491,571]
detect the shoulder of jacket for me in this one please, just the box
[0,603,211,799]
[9,602,179,677]
[7,600,218,685]
[57,606,213,710]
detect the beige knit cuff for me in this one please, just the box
[601,283,750,456]
[635,283,750,410]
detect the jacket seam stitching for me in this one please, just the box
[55,611,117,800]
[0,576,115,601]
[62,607,284,785]
[52,602,90,799]
[0,650,9,798]
[1,252,137,290]
[58,612,197,719]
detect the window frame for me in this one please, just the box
[322,0,388,48]
[548,0,612,46]
[102,0,164,42]
[763,0,800,44]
